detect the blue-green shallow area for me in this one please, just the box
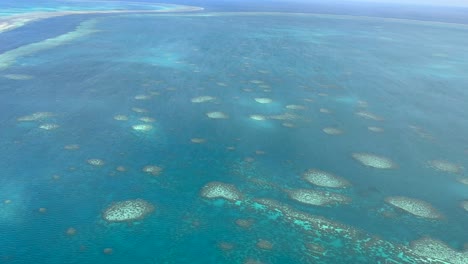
[0,10,467,264]
[0,0,173,16]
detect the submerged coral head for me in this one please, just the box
[102,199,155,223]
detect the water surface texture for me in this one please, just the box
[0,1,467,264]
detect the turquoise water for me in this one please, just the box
[0,2,467,264]
[0,0,174,16]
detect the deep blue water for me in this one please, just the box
[0,1,467,264]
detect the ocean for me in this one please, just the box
[0,1,467,263]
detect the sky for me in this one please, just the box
[57,0,468,8]
[253,0,468,7]
[52,0,468,8]
[349,0,468,7]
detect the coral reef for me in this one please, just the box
[113,115,128,121]
[322,127,343,135]
[428,160,463,174]
[256,239,273,250]
[461,200,468,212]
[200,182,242,201]
[352,153,397,169]
[410,237,468,264]
[102,199,154,223]
[87,159,105,166]
[287,189,351,207]
[142,165,163,176]
[368,126,384,133]
[191,96,216,103]
[206,112,229,119]
[303,169,350,188]
[355,111,384,121]
[17,112,54,122]
[250,115,267,121]
[385,196,443,219]
[132,124,153,131]
[254,98,272,104]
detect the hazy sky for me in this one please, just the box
[345,0,468,7]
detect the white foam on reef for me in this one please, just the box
[410,237,468,264]
[303,169,350,188]
[102,199,154,223]
[352,152,397,169]
[0,19,99,70]
[287,189,351,206]
[206,111,229,119]
[191,96,216,103]
[428,160,463,174]
[385,196,443,219]
[200,182,242,201]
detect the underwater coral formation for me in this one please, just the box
[102,199,154,223]
[200,182,242,201]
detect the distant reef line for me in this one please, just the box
[139,11,468,30]
[0,4,204,34]
[3,8,468,36]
